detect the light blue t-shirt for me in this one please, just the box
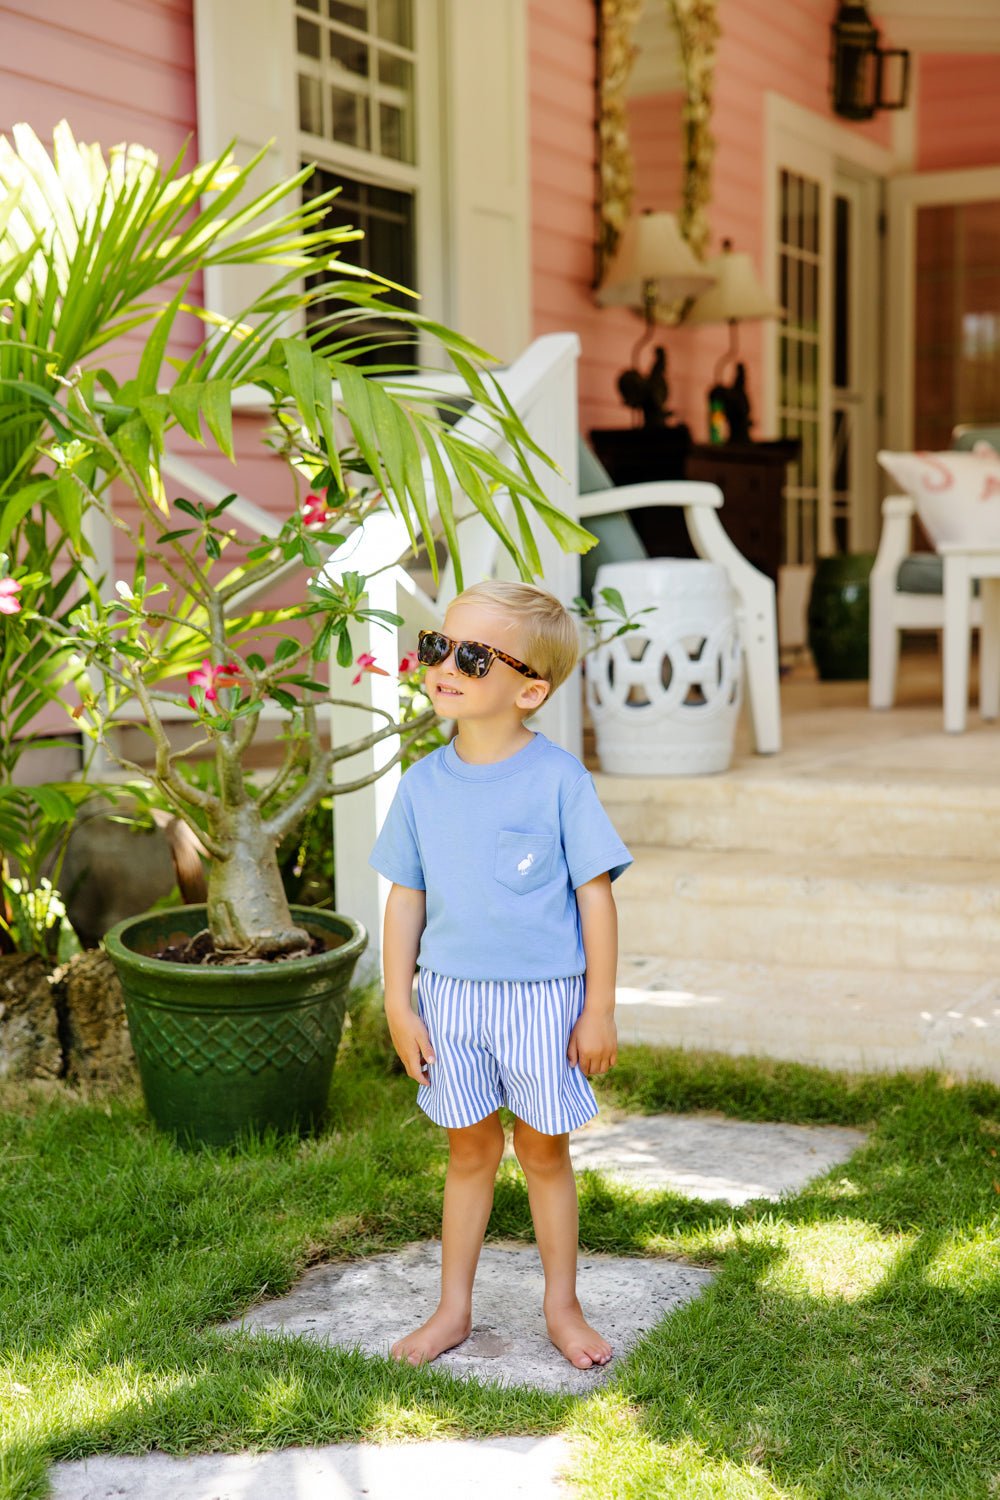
[369,731,632,981]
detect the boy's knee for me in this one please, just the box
[448,1116,504,1173]
[512,1121,570,1177]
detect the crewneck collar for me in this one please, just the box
[443,730,547,781]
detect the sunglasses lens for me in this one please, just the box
[455,642,492,678]
[417,632,449,666]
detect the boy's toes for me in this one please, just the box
[546,1308,613,1371]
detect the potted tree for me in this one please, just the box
[11,129,593,1145]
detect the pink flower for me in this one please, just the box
[352,651,391,686]
[398,650,420,675]
[0,577,21,616]
[187,659,240,709]
[302,492,330,528]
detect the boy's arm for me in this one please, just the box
[569,872,618,1076]
[383,882,435,1084]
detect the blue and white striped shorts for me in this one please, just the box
[415,969,598,1136]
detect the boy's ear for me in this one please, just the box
[517,677,551,712]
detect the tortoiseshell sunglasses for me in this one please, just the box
[417,629,541,681]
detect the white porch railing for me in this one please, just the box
[83,331,781,968]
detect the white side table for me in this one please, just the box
[940,544,1000,733]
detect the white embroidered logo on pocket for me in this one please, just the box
[517,853,535,876]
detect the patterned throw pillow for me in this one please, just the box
[877,446,1000,547]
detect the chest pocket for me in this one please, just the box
[494,830,556,895]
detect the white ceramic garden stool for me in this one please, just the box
[586,559,743,775]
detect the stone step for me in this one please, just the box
[616,848,1000,974]
[594,771,1000,862]
[615,953,1000,1080]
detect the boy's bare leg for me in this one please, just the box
[512,1118,612,1369]
[391,1111,505,1366]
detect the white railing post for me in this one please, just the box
[329,568,403,972]
[518,345,583,758]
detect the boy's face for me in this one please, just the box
[423,600,551,723]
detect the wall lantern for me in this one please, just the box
[830,2,911,121]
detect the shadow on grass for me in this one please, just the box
[2,1050,999,1500]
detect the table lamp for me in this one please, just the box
[597,209,716,428]
[684,239,785,443]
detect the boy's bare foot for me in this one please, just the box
[390,1307,472,1366]
[545,1302,612,1369]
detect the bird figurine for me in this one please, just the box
[617,344,671,428]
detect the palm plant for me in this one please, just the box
[6,124,592,961]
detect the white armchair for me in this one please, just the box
[869,494,982,709]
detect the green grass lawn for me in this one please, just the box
[2,1001,998,1500]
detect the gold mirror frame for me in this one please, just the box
[596,0,720,281]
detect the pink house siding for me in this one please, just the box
[528,0,893,444]
[0,0,196,162]
[917,54,1000,172]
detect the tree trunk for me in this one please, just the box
[206,804,311,958]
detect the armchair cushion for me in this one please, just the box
[577,437,647,601]
[896,552,943,594]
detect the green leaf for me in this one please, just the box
[274,637,301,663]
[52,473,84,550]
[200,379,235,461]
[0,480,57,551]
[247,653,266,672]
[270,687,297,712]
[114,416,151,474]
[169,384,204,444]
[138,394,170,453]
[335,629,353,668]
[136,282,189,398]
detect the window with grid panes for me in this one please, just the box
[296,0,419,367]
[777,169,822,565]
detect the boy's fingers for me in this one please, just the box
[567,1036,579,1067]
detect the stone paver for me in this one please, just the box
[49,1435,574,1500]
[219,1241,716,1394]
[50,1111,867,1498]
[570,1111,868,1205]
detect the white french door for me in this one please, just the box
[766,101,891,568]
[886,166,1000,450]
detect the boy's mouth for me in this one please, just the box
[434,683,462,698]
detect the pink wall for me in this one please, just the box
[917,54,1000,172]
[0,0,196,164]
[527,0,893,444]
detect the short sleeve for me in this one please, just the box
[369,782,425,889]
[560,773,633,888]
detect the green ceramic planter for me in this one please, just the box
[807,553,876,681]
[105,905,367,1147]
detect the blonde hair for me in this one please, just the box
[449,580,580,694]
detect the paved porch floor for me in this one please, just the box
[600,648,1000,1081]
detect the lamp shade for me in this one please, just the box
[685,240,785,325]
[597,210,716,310]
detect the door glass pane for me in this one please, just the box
[913,200,1000,449]
[778,169,824,564]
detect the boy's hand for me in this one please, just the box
[386,1007,436,1085]
[568,1009,617,1077]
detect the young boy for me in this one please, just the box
[369,580,632,1370]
